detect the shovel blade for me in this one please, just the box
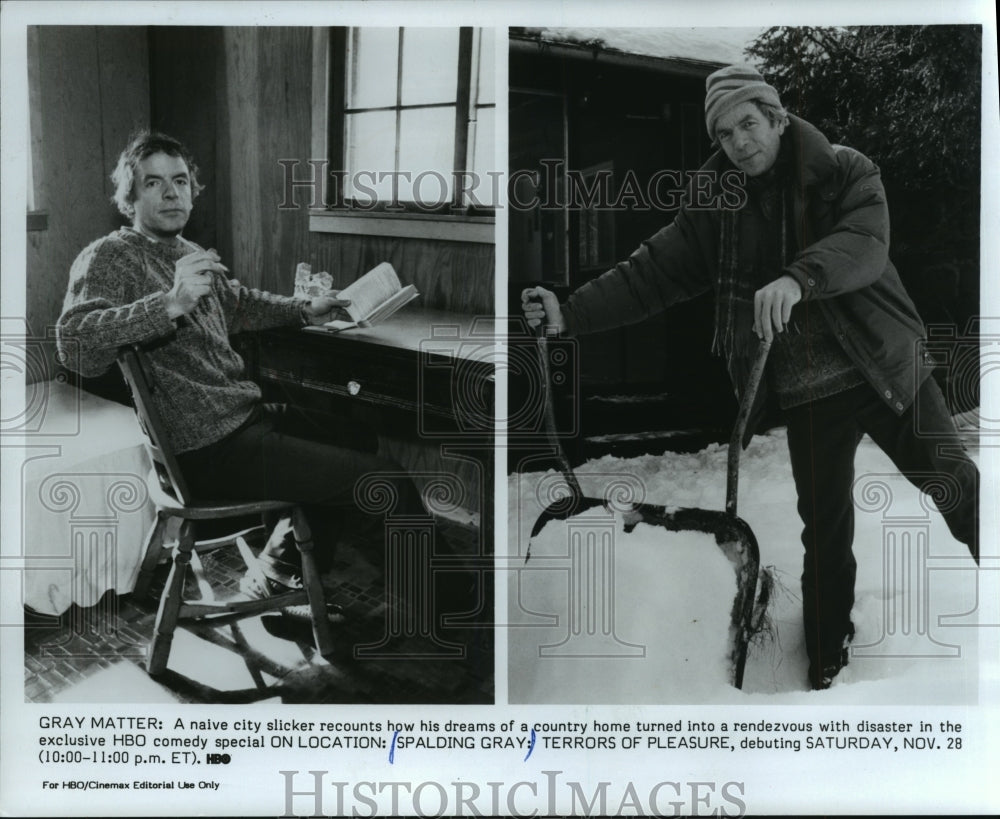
[525,499,760,690]
[623,503,760,689]
[528,495,608,539]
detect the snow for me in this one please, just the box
[507,427,983,703]
[525,27,765,68]
[508,509,737,703]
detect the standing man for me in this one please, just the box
[522,65,979,690]
[57,130,434,610]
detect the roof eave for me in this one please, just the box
[509,33,727,77]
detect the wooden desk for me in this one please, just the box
[258,308,495,437]
[246,307,496,656]
[250,307,495,545]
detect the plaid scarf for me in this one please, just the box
[711,183,788,397]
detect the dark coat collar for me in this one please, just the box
[783,114,839,188]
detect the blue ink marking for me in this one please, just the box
[523,729,536,762]
[389,730,399,764]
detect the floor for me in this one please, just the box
[23,521,494,705]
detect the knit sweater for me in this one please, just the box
[57,228,307,453]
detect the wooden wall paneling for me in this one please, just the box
[398,239,494,314]
[256,27,313,296]
[306,233,495,314]
[223,28,264,289]
[96,27,150,205]
[214,30,234,272]
[27,27,149,381]
[29,26,107,346]
[305,234,379,293]
[149,27,223,255]
[304,234,377,293]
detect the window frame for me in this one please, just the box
[26,25,47,232]
[309,27,494,243]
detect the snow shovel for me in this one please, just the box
[526,323,771,689]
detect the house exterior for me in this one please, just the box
[509,27,764,459]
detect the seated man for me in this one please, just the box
[57,130,466,622]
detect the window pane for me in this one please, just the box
[470,106,495,206]
[475,29,495,105]
[400,28,459,106]
[344,110,396,202]
[348,28,399,109]
[397,107,456,203]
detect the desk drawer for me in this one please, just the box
[259,335,416,407]
[256,331,493,435]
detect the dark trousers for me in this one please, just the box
[784,377,978,670]
[176,405,426,573]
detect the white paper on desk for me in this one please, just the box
[320,318,359,332]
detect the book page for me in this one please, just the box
[359,284,419,326]
[338,261,401,322]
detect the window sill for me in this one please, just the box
[309,209,494,244]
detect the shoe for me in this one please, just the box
[240,550,344,632]
[809,624,855,691]
[809,661,844,690]
[260,604,347,646]
[238,553,303,599]
[841,621,855,667]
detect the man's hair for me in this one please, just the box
[751,99,790,130]
[110,130,203,219]
[710,99,791,148]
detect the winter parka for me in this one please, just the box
[561,115,931,438]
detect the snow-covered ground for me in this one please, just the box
[507,426,983,703]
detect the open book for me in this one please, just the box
[322,262,419,331]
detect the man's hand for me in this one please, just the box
[521,286,566,333]
[165,249,229,319]
[753,275,802,342]
[302,293,352,325]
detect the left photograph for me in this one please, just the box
[20,25,496,704]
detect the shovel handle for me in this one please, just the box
[532,303,770,520]
[532,313,585,502]
[725,339,772,517]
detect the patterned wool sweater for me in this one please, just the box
[57,228,307,453]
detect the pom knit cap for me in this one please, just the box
[704,64,783,138]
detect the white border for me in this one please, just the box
[2,1,998,816]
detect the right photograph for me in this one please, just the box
[505,26,984,703]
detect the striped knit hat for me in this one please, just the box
[704,64,783,139]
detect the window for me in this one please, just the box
[576,162,616,274]
[508,89,568,284]
[311,26,495,241]
[26,26,47,231]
